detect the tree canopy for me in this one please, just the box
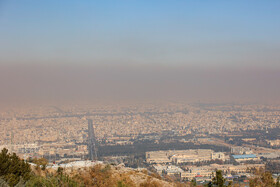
[0,148,31,186]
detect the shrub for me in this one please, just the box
[0,148,31,186]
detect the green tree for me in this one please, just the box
[191,179,196,186]
[260,171,274,187]
[57,167,63,175]
[212,170,225,187]
[276,176,280,187]
[26,173,80,187]
[0,148,31,186]
[249,171,275,187]
[33,158,48,170]
[118,180,129,187]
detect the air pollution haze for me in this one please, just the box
[0,1,280,105]
[0,64,279,105]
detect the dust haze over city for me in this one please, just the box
[1,1,280,186]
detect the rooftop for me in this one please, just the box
[232,154,257,159]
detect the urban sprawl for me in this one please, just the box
[1,102,280,185]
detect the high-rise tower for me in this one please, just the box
[87,119,98,160]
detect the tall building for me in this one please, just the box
[87,119,98,160]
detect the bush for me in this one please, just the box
[0,148,31,186]
[26,173,81,187]
[33,158,48,171]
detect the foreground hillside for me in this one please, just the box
[0,148,184,186]
[47,163,181,187]
[4,148,279,186]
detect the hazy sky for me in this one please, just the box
[0,0,280,68]
[0,1,280,103]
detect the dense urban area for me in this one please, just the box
[1,102,280,186]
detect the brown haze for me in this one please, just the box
[0,64,279,105]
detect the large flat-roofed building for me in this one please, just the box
[211,152,225,161]
[232,154,258,162]
[172,149,214,164]
[153,165,184,177]
[266,139,280,147]
[231,146,252,155]
[182,167,213,180]
[164,165,184,176]
[181,163,265,180]
[146,150,172,163]
[146,149,224,164]
[258,152,280,159]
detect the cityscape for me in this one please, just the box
[1,102,280,185]
[1,0,280,186]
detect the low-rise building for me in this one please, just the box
[211,152,225,161]
[232,154,258,162]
